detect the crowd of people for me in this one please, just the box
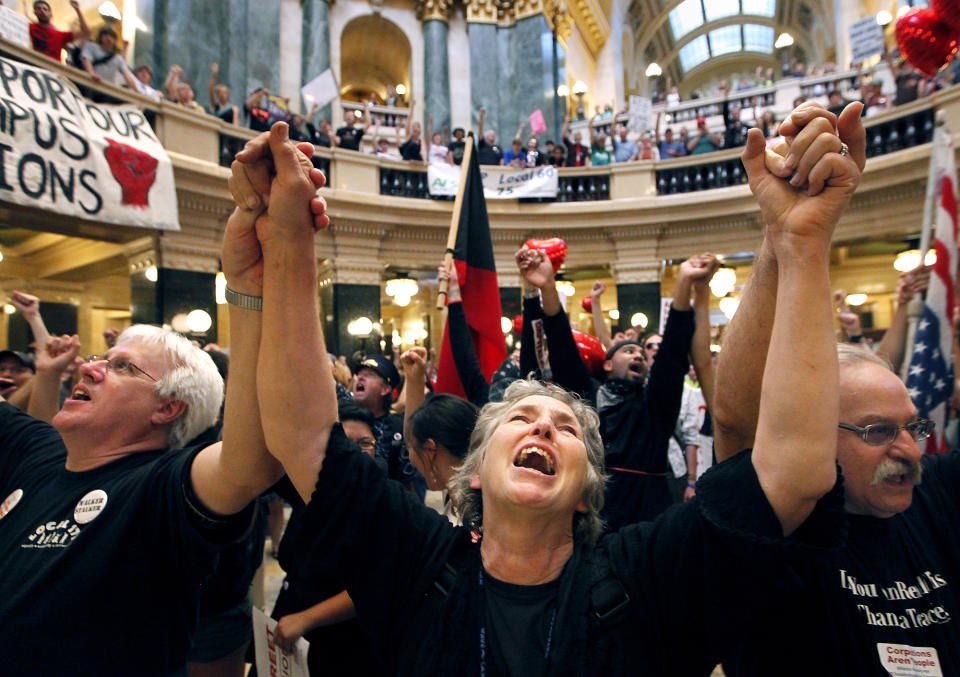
[1,97,957,676]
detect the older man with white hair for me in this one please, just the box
[0,136,327,673]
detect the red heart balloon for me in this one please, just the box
[581,297,593,312]
[524,237,567,273]
[513,315,523,334]
[896,8,959,78]
[571,329,606,376]
[933,0,960,32]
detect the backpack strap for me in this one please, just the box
[588,549,631,629]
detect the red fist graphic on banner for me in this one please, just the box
[103,138,158,207]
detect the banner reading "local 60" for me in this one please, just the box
[428,162,559,199]
[0,54,179,230]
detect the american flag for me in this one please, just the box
[905,126,958,454]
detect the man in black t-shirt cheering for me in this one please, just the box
[447,127,466,165]
[716,102,960,677]
[398,96,424,162]
[476,107,503,165]
[336,102,372,151]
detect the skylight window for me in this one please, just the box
[743,24,774,52]
[709,25,742,56]
[703,0,740,22]
[741,0,776,17]
[669,0,704,40]
[678,34,710,71]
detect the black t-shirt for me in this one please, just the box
[246,104,271,133]
[337,126,364,151]
[400,138,423,161]
[448,140,466,164]
[0,403,252,675]
[483,569,560,676]
[477,138,503,165]
[563,137,590,167]
[725,451,960,677]
[299,424,843,675]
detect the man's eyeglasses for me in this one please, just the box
[644,342,661,350]
[356,438,376,452]
[838,419,934,446]
[84,355,158,382]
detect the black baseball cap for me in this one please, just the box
[359,355,400,390]
[0,350,35,372]
[604,340,643,361]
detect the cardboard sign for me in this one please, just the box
[428,163,559,199]
[300,69,339,111]
[628,96,652,134]
[252,607,311,677]
[0,54,179,230]
[0,7,30,49]
[850,16,885,64]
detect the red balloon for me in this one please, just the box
[933,0,960,32]
[513,315,523,334]
[895,8,959,78]
[571,330,607,376]
[524,237,567,273]
[581,296,592,312]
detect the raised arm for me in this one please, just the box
[232,124,335,503]
[27,334,80,423]
[477,107,486,138]
[69,0,91,41]
[690,254,720,412]
[208,62,219,110]
[876,265,930,372]
[561,115,571,141]
[438,261,490,406]
[403,98,414,139]
[191,125,329,513]
[164,65,182,100]
[737,103,864,535]
[362,101,373,133]
[590,281,613,350]
[401,347,429,445]
[10,291,50,350]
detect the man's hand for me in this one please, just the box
[678,254,715,284]
[837,309,862,337]
[897,265,931,305]
[691,254,720,291]
[591,280,606,298]
[515,246,555,289]
[35,335,81,375]
[102,327,120,348]
[438,261,462,302]
[210,62,218,76]
[401,347,427,380]
[742,102,863,258]
[10,291,40,319]
[274,612,309,653]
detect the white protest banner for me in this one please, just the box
[659,297,673,335]
[0,7,29,49]
[850,16,885,64]
[628,95,651,134]
[301,69,339,110]
[252,607,311,677]
[0,54,179,230]
[428,163,558,199]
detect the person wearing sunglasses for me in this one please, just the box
[716,103,960,677]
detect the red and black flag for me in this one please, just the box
[435,135,507,397]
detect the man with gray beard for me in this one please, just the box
[716,102,960,677]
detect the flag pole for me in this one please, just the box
[437,134,476,310]
[901,109,945,381]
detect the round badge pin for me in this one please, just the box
[74,489,108,524]
[0,489,23,520]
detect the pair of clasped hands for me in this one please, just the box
[218,101,867,297]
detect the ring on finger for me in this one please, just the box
[838,142,849,157]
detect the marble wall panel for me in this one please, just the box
[423,19,450,131]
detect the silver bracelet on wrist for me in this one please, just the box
[224,287,263,311]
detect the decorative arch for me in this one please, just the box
[340,15,412,103]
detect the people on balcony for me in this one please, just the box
[80,26,139,92]
[687,116,721,155]
[476,107,504,166]
[209,63,239,126]
[336,103,372,151]
[613,125,639,163]
[562,116,591,167]
[29,0,89,63]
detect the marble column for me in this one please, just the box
[302,0,331,119]
[423,19,451,131]
[468,22,499,137]
[615,281,661,336]
[131,268,218,344]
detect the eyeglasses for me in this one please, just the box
[838,419,934,446]
[84,355,158,382]
[644,342,661,350]
[355,437,376,452]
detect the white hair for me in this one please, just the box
[117,325,224,449]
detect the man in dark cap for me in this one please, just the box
[352,355,423,494]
